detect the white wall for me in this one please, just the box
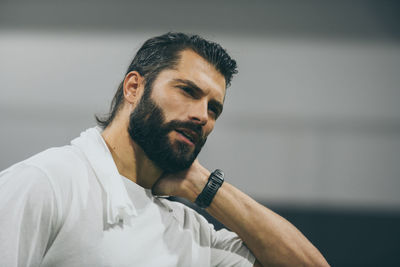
[1,30,399,211]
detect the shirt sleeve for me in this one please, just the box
[209,226,256,267]
[0,163,59,267]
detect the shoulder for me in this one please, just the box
[157,197,215,243]
[0,162,56,201]
[4,146,92,222]
[0,162,59,227]
[1,148,80,209]
[24,146,87,178]
[157,198,255,266]
[159,198,239,242]
[158,198,210,225]
[22,146,89,192]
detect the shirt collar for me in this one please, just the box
[71,127,137,226]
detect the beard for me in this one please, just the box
[128,87,207,173]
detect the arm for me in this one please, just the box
[153,160,330,267]
[0,164,57,267]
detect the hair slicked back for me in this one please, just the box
[96,32,238,129]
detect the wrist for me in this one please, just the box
[179,167,210,203]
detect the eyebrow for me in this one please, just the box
[172,78,224,116]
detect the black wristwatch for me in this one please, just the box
[195,169,224,208]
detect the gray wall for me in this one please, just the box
[1,0,400,213]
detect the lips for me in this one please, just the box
[175,128,199,144]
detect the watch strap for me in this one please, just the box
[195,169,224,208]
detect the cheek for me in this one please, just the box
[160,95,191,121]
[204,123,215,137]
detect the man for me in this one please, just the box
[0,32,329,266]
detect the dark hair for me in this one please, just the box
[95,32,238,129]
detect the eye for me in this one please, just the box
[178,86,201,100]
[208,106,219,119]
[208,110,217,119]
[178,86,194,96]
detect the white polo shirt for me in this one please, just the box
[0,127,255,267]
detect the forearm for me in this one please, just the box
[204,182,329,267]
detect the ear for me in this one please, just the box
[123,71,145,105]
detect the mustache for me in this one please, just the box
[163,120,205,142]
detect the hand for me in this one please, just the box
[152,160,210,203]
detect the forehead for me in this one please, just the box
[172,49,226,102]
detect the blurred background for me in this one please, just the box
[1,0,399,265]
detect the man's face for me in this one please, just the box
[128,50,226,173]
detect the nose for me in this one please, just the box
[188,100,208,126]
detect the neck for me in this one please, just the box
[101,120,162,189]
